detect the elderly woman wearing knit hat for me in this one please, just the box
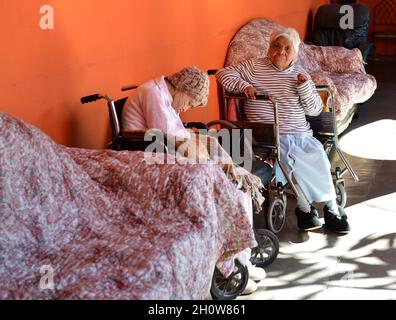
[122,66,266,295]
[216,27,351,234]
[122,66,209,140]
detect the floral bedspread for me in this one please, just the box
[225,19,377,125]
[0,112,256,300]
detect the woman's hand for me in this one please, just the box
[297,73,309,85]
[243,86,258,99]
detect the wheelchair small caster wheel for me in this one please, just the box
[250,229,279,268]
[335,182,347,208]
[276,182,284,192]
[210,260,248,300]
[267,198,286,233]
[335,167,342,179]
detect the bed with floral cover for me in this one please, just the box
[224,19,377,133]
[0,112,256,300]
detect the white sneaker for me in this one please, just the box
[248,266,267,281]
[242,279,258,295]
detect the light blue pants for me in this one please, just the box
[274,133,336,203]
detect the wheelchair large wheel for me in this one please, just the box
[250,229,279,268]
[267,198,286,233]
[210,260,249,300]
[335,182,347,208]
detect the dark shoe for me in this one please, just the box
[295,207,322,231]
[324,206,351,234]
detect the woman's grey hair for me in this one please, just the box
[270,27,301,54]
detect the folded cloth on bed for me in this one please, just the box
[0,112,257,300]
[173,134,265,213]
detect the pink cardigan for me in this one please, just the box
[122,77,255,252]
[122,76,191,139]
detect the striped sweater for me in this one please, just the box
[216,57,323,134]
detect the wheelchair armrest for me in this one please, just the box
[224,93,270,100]
[207,69,218,75]
[315,85,331,91]
[113,129,169,152]
[120,130,148,139]
[207,120,277,150]
[207,119,242,130]
[184,122,209,130]
[120,129,165,141]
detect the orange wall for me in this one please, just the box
[0,0,326,148]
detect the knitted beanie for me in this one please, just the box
[167,66,210,106]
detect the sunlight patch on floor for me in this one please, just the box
[239,193,396,300]
[339,119,396,160]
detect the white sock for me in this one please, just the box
[326,199,339,212]
[296,184,310,213]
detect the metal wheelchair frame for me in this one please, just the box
[208,69,359,230]
[206,93,293,233]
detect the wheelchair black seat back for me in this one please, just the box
[81,93,168,152]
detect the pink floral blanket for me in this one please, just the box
[0,112,256,300]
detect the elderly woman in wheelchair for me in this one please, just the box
[215,27,350,234]
[121,65,271,295]
[122,65,208,140]
[81,66,279,298]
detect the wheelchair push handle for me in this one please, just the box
[80,93,113,104]
[184,122,209,130]
[121,85,138,92]
[81,94,102,104]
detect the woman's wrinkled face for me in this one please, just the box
[172,91,201,114]
[268,36,296,71]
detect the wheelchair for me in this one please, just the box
[207,69,359,234]
[205,93,290,234]
[81,88,280,300]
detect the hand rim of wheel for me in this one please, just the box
[267,198,286,233]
